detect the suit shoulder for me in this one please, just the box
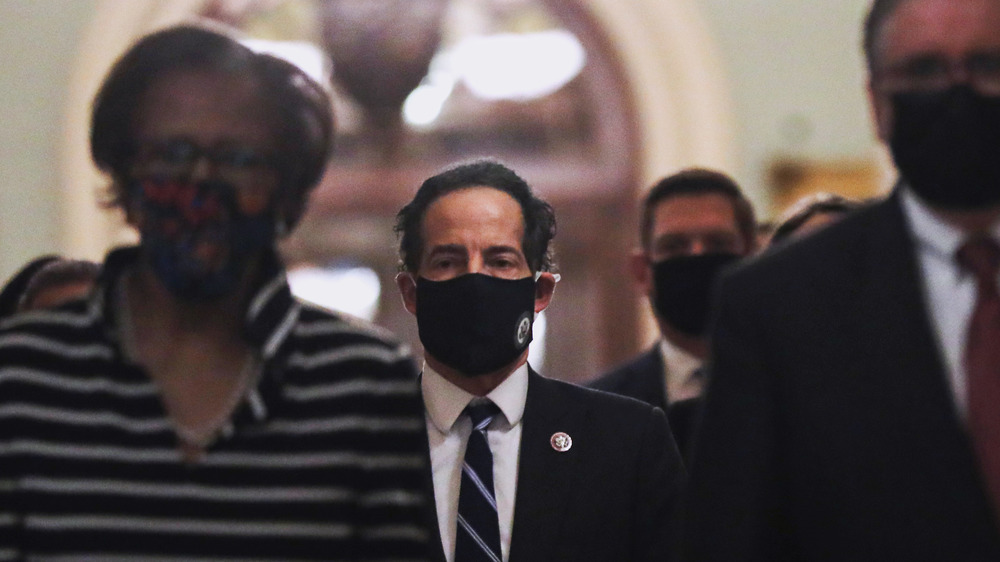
[589,359,636,392]
[719,199,892,301]
[588,350,664,409]
[546,375,663,418]
[592,349,657,388]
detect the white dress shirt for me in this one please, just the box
[659,338,704,404]
[900,187,1000,419]
[422,362,528,562]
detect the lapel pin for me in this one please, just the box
[550,432,572,452]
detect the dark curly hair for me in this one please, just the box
[90,23,334,231]
[395,160,557,273]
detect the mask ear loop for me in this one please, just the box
[533,271,561,282]
[532,271,560,320]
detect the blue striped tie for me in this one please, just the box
[455,401,503,562]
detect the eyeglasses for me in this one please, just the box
[876,52,1000,96]
[134,139,279,177]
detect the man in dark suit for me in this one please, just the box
[682,0,1000,559]
[395,160,685,562]
[590,169,757,460]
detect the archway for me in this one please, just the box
[61,0,734,380]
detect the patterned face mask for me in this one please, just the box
[131,177,275,301]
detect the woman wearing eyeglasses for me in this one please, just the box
[0,23,430,561]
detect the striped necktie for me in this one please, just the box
[957,237,1000,529]
[455,401,503,562]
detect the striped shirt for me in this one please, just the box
[0,247,431,561]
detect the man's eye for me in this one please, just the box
[970,54,1000,76]
[659,240,689,255]
[906,59,947,78]
[706,237,738,252]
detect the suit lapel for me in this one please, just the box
[851,193,954,411]
[508,370,585,561]
[638,347,669,410]
[851,194,996,525]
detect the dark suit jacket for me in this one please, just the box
[590,347,668,412]
[590,347,702,464]
[682,192,1000,561]
[424,368,685,562]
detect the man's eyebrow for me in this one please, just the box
[484,245,526,258]
[652,233,688,244]
[485,244,522,253]
[427,244,466,255]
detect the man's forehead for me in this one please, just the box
[877,0,1000,64]
[420,187,525,243]
[426,186,521,215]
[651,193,739,233]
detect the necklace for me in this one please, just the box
[115,270,260,451]
[172,354,259,449]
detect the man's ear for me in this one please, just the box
[534,272,557,313]
[868,79,892,142]
[395,272,418,315]
[629,249,652,295]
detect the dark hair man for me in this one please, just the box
[590,168,756,460]
[682,0,1000,559]
[0,24,430,560]
[395,160,684,562]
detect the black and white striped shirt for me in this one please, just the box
[0,247,431,561]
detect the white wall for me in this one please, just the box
[0,0,97,281]
[694,0,886,214]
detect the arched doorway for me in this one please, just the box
[62,0,734,382]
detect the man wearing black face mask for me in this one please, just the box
[395,160,685,562]
[590,169,757,462]
[681,0,1000,560]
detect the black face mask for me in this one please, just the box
[651,253,740,337]
[416,273,536,376]
[889,85,1000,209]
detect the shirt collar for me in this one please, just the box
[421,361,529,434]
[92,245,300,426]
[659,337,702,382]
[899,185,971,263]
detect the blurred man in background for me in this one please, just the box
[591,168,756,461]
[683,0,1000,559]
